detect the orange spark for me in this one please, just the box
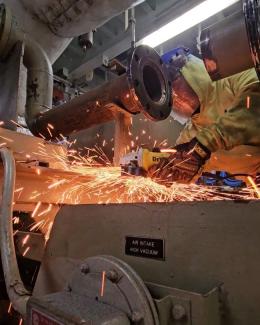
[32,202,42,218]
[13,217,20,224]
[0,135,13,142]
[10,119,23,128]
[48,179,66,189]
[160,148,177,153]
[46,127,53,138]
[22,234,30,246]
[45,221,53,241]
[38,204,52,217]
[22,247,30,256]
[38,133,46,140]
[247,176,260,198]
[7,302,12,313]
[14,187,24,193]
[48,123,54,129]
[246,96,251,109]
[100,271,106,297]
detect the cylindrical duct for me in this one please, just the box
[6,0,141,63]
[200,0,260,80]
[0,4,53,131]
[30,45,172,140]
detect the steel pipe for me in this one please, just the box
[200,0,260,80]
[0,5,171,141]
[0,4,53,133]
[30,45,172,140]
[0,148,30,316]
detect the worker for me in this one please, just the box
[149,47,260,185]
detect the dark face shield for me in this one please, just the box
[163,48,200,120]
[172,74,200,119]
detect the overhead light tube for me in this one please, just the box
[140,0,240,48]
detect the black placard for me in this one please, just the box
[125,236,165,260]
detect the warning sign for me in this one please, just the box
[125,236,165,260]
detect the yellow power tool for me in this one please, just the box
[120,148,173,176]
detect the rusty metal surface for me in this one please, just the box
[33,74,131,139]
[34,200,260,325]
[33,45,172,140]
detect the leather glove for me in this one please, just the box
[148,138,211,185]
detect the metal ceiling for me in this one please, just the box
[53,0,242,88]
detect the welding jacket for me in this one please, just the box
[176,55,260,176]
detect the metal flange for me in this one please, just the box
[128,45,172,121]
[68,255,159,325]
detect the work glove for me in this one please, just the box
[148,138,211,185]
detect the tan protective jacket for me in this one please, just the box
[176,55,260,175]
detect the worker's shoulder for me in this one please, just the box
[226,68,258,83]
[218,68,259,95]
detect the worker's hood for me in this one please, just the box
[180,55,215,107]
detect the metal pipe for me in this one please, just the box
[130,7,136,49]
[0,4,53,133]
[31,45,172,140]
[0,148,30,316]
[199,0,260,80]
[0,4,171,141]
[23,36,53,131]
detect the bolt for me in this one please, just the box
[172,304,186,320]
[131,311,143,323]
[106,269,119,282]
[80,264,89,274]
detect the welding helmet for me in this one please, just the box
[161,47,200,123]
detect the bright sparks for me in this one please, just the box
[247,176,260,198]
[32,202,42,218]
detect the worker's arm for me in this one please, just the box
[196,90,260,152]
[149,70,260,185]
[184,68,260,151]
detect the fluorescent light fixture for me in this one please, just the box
[140,0,240,48]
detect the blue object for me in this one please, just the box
[197,171,244,188]
[161,47,190,64]
[220,171,244,188]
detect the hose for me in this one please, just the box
[0,148,30,316]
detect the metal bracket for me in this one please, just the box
[147,282,221,325]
